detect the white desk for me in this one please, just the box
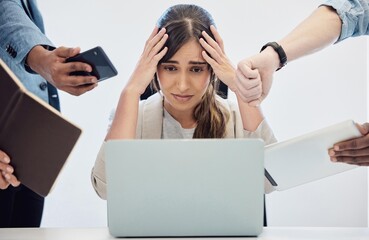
[0,227,368,240]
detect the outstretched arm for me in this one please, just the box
[0,0,97,96]
[237,0,369,104]
[237,5,342,105]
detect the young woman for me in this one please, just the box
[91,4,276,200]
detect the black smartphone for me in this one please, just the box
[66,46,118,81]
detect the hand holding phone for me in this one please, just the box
[66,46,118,82]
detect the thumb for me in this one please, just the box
[356,122,369,135]
[238,60,258,79]
[54,46,80,58]
[242,65,260,79]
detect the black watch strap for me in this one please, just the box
[260,42,287,71]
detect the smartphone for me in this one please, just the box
[66,46,118,81]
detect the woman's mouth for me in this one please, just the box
[172,93,193,102]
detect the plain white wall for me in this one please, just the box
[37,0,368,227]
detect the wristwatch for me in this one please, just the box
[260,42,287,71]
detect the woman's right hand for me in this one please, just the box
[125,27,168,95]
[0,150,20,190]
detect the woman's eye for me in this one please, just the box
[163,66,177,71]
[191,67,204,73]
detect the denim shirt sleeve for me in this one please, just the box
[323,0,369,42]
[0,0,53,66]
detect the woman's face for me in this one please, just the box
[157,38,211,117]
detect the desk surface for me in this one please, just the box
[0,227,368,240]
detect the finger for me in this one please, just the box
[0,162,11,172]
[148,33,168,61]
[63,75,98,87]
[235,86,262,104]
[4,173,20,187]
[356,122,369,135]
[235,78,262,103]
[0,173,10,190]
[337,160,369,166]
[201,30,223,54]
[201,50,218,67]
[0,150,10,164]
[330,147,369,157]
[236,91,261,105]
[333,156,369,165]
[64,62,93,74]
[235,72,262,99]
[54,46,81,58]
[236,70,261,90]
[237,62,260,79]
[62,83,98,96]
[237,88,262,103]
[152,47,168,64]
[145,28,166,55]
[210,25,224,51]
[199,38,222,64]
[334,134,369,151]
[146,26,160,45]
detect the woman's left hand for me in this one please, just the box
[200,26,262,104]
[199,25,237,92]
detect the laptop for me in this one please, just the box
[105,139,264,237]
[265,120,362,191]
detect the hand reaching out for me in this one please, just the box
[199,25,236,91]
[236,47,280,106]
[27,46,98,96]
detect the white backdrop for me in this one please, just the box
[37,0,368,227]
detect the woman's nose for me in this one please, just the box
[176,73,190,92]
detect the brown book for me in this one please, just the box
[0,59,82,197]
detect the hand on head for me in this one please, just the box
[0,150,20,190]
[329,122,369,166]
[27,45,98,96]
[199,25,264,108]
[199,25,236,91]
[125,27,168,97]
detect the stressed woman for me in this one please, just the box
[91,4,276,200]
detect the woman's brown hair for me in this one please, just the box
[154,4,229,138]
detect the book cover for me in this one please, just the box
[0,59,82,197]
